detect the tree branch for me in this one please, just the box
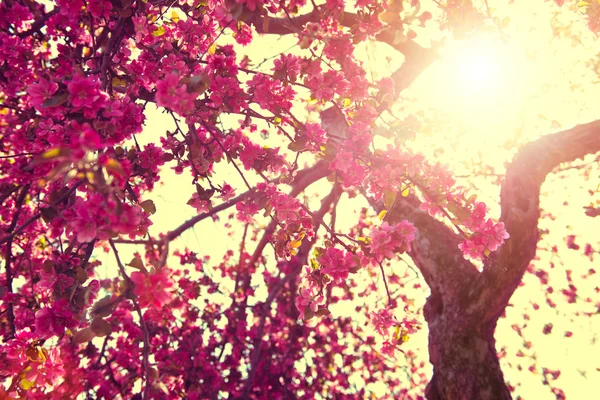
[241,187,337,398]
[469,119,600,322]
[163,161,329,243]
[109,239,151,399]
[364,191,480,307]
[250,11,438,97]
[0,180,84,246]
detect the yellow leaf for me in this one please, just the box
[171,11,180,23]
[310,259,320,270]
[104,158,125,177]
[401,187,410,197]
[378,210,387,221]
[36,237,47,250]
[25,346,47,362]
[152,25,166,37]
[208,43,217,55]
[343,98,352,108]
[357,236,371,244]
[290,238,302,248]
[41,148,61,159]
[20,378,35,390]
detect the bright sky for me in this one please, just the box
[90,0,600,398]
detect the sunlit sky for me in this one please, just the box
[85,0,600,397]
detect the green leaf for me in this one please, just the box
[75,267,88,283]
[40,207,58,223]
[195,184,215,201]
[315,307,331,317]
[91,318,113,337]
[42,92,68,108]
[383,190,397,209]
[72,327,96,344]
[304,307,315,321]
[140,199,156,215]
[128,257,147,272]
[90,296,118,318]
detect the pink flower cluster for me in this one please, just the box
[3,331,65,388]
[458,201,510,261]
[63,195,143,243]
[318,247,358,283]
[295,285,326,320]
[130,268,174,310]
[371,308,413,357]
[155,72,197,116]
[68,75,108,118]
[369,221,417,261]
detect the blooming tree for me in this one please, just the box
[1,0,599,399]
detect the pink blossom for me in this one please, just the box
[371,308,400,337]
[370,221,417,261]
[458,238,485,261]
[155,73,187,109]
[236,201,259,223]
[38,269,75,294]
[87,0,112,19]
[35,299,76,338]
[219,184,236,201]
[27,78,58,109]
[319,247,357,283]
[187,193,211,213]
[295,286,325,320]
[464,201,488,230]
[70,217,97,243]
[130,268,173,310]
[485,220,510,252]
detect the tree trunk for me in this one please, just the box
[424,295,512,400]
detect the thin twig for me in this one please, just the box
[3,184,32,340]
[378,260,393,307]
[0,180,84,246]
[241,188,336,397]
[108,240,150,399]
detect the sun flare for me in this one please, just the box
[433,37,531,114]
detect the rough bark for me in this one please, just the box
[383,195,511,399]
[424,312,511,400]
[379,121,600,399]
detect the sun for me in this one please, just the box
[452,40,504,94]
[411,36,537,144]
[433,37,530,115]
